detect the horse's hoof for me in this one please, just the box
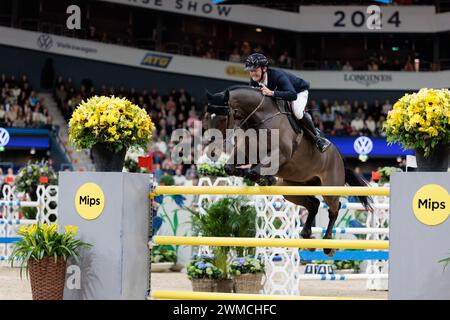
[300,231,312,239]
[323,248,336,257]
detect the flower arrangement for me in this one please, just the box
[68,96,155,152]
[186,254,222,280]
[377,166,403,185]
[151,245,177,264]
[10,224,91,276]
[230,256,264,276]
[123,147,149,173]
[197,153,229,177]
[384,88,450,157]
[15,160,58,196]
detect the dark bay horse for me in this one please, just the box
[204,86,372,256]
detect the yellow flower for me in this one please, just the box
[108,126,117,135]
[65,225,78,236]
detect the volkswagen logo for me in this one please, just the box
[353,136,373,155]
[37,34,53,50]
[0,128,10,147]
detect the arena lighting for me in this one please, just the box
[256,27,262,32]
[392,46,399,52]
[30,148,36,155]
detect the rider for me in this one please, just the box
[244,53,331,153]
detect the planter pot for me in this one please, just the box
[28,256,67,300]
[234,273,264,294]
[214,279,234,293]
[191,278,215,292]
[335,269,357,274]
[415,143,450,172]
[151,262,174,272]
[91,143,127,172]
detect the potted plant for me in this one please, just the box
[15,161,58,220]
[151,245,177,272]
[377,166,403,185]
[9,223,91,300]
[190,197,257,292]
[333,260,362,274]
[68,96,155,172]
[230,256,265,294]
[186,254,222,292]
[384,88,450,172]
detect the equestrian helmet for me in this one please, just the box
[244,53,269,71]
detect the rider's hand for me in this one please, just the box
[260,84,274,97]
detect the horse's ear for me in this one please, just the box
[205,89,214,101]
[224,90,230,105]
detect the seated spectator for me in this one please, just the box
[341,100,352,121]
[391,59,402,71]
[368,60,379,71]
[342,61,353,71]
[6,104,18,126]
[240,41,252,57]
[0,105,6,126]
[403,56,414,71]
[365,115,376,135]
[152,164,164,182]
[320,60,331,70]
[5,168,15,185]
[278,51,293,69]
[382,99,392,115]
[333,115,346,136]
[173,168,187,186]
[351,114,365,134]
[13,107,27,128]
[228,48,241,63]
[313,114,324,133]
[185,164,197,180]
[376,115,387,137]
[331,100,343,115]
[331,60,342,71]
[321,107,334,133]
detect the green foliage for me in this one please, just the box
[186,254,222,280]
[230,256,264,276]
[378,166,403,184]
[151,245,177,263]
[15,161,58,196]
[159,174,175,186]
[439,253,450,270]
[9,224,91,278]
[189,197,257,279]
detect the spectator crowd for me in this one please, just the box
[0,74,53,129]
[52,75,394,184]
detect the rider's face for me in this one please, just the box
[249,67,265,82]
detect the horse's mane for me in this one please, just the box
[226,85,261,93]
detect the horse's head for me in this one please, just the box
[204,89,232,136]
[205,86,266,129]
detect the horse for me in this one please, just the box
[203,85,372,256]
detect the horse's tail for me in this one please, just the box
[344,168,373,211]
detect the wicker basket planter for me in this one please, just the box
[191,278,215,292]
[233,273,264,294]
[215,279,234,293]
[28,256,67,300]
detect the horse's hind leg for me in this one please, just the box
[321,196,341,256]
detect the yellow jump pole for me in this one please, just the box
[154,186,390,196]
[154,236,389,250]
[151,290,384,300]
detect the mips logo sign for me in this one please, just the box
[412,184,449,226]
[75,183,105,220]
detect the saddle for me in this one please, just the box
[278,100,303,135]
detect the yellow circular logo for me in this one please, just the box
[412,184,449,226]
[75,183,105,220]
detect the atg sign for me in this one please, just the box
[141,53,172,68]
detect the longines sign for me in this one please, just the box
[344,73,392,87]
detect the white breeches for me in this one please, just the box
[292,90,309,119]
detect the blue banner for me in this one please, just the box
[2,128,50,149]
[328,136,413,157]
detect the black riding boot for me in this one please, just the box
[299,113,331,153]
